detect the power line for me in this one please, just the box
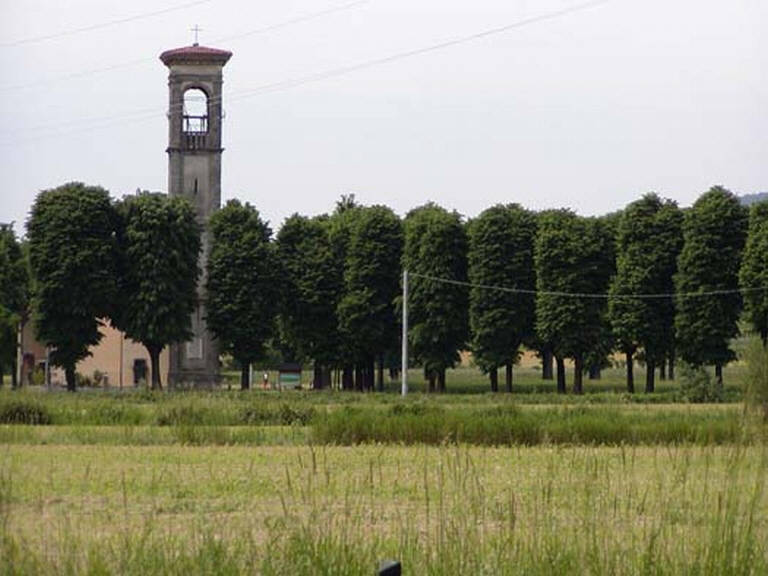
[0,0,616,145]
[216,0,370,44]
[0,0,372,93]
[0,0,217,48]
[227,0,617,103]
[410,272,764,300]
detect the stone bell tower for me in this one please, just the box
[160,42,232,387]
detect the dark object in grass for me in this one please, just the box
[378,559,401,576]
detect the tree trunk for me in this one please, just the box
[437,369,446,393]
[659,360,666,381]
[366,359,375,391]
[149,346,162,391]
[573,355,584,395]
[668,350,676,381]
[489,367,498,393]
[354,366,363,392]
[588,364,601,380]
[10,357,18,389]
[323,367,332,389]
[542,349,554,380]
[645,358,655,393]
[313,364,323,390]
[240,362,251,390]
[377,356,384,392]
[505,362,513,393]
[715,362,723,392]
[427,370,435,393]
[343,366,353,390]
[65,365,76,392]
[556,356,566,394]
[626,351,634,394]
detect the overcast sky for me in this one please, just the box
[1,0,765,235]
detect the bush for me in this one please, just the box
[0,400,52,425]
[680,363,721,403]
[390,402,442,417]
[278,403,315,426]
[238,403,315,426]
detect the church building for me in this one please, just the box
[18,41,232,388]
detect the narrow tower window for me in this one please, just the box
[182,88,208,134]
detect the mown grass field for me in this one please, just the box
[2,444,766,574]
[1,359,766,574]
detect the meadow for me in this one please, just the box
[1,360,767,574]
[2,444,766,574]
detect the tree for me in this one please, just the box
[113,192,200,390]
[583,216,616,382]
[535,211,610,394]
[276,214,342,388]
[328,198,362,389]
[675,186,747,389]
[27,182,118,391]
[467,204,536,392]
[206,200,279,389]
[337,205,403,391]
[0,306,16,387]
[403,203,469,392]
[609,194,683,393]
[0,225,29,387]
[740,201,768,344]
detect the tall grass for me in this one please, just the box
[313,404,749,446]
[0,390,316,427]
[1,445,766,574]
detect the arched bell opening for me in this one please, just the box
[182,87,208,134]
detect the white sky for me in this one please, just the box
[0,0,766,235]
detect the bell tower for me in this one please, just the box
[160,42,232,387]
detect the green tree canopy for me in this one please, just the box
[206,200,279,389]
[467,204,536,392]
[609,194,683,392]
[675,186,747,387]
[27,182,118,391]
[535,211,611,394]
[0,225,29,386]
[276,214,341,387]
[337,205,403,390]
[114,192,200,390]
[327,198,362,388]
[403,203,468,392]
[740,201,768,343]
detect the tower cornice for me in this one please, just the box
[160,45,232,67]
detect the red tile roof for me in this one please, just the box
[160,44,232,66]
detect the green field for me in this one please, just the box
[1,364,767,574]
[2,444,766,574]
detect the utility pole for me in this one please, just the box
[16,319,23,387]
[401,269,408,396]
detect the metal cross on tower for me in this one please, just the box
[191,24,202,46]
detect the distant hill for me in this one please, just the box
[740,192,768,206]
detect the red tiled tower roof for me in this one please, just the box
[159,44,232,66]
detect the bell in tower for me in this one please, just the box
[160,41,232,387]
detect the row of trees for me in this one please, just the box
[3,183,766,393]
[23,183,200,390]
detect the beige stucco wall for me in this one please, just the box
[42,321,169,388]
